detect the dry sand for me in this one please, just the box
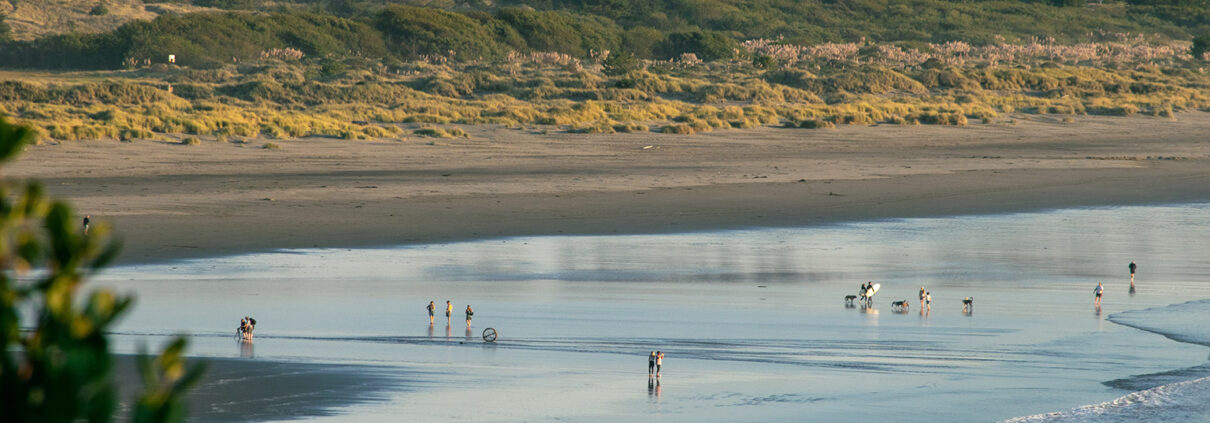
[10,114,1210,264]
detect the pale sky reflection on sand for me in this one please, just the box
[97,203,1210,422]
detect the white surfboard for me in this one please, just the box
[867,283,881,297]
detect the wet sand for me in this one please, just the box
[94,204,1210,422]
[111,354,406,423]
[10,114,1210,265]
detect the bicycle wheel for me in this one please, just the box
[482,327,498,343]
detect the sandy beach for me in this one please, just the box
[17,113,1208,422]
[11,114,1210,264]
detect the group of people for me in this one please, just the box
[857,282,877,305]
[918,286,932,312]
[237,316,256,340]
[647,351,665,377]
[427,300,473,326]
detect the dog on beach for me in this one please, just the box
[963,297,974,312]
[891,300,909,311]
[844,295,858,305]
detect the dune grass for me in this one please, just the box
[4,37,1210,142]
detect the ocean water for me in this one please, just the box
[1004,300,1210,423]
[93,203,1210,422]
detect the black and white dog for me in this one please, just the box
[844,295,858,305]
[891,300,909,311]
[963,297,974,311]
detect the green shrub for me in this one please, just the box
[660,30,738,61]
[753,55,777,69]
[603,50,639,76]
[413,127,467,138]
[496,8,621,57]
[375,6,509,60]
[89,2,110,16]
[0,116,204,423]
[1193,34,1210,60]
[799,119,835,129]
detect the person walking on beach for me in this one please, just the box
[656,351,664,377]
[919,286,926,309]
[1094,282,1104,307]
[648,351,657,375]
[445,300,453,324]
[925,291,932,312]
[82,215,90,236]
[427,301,435,324]
[465,305,473,327]
[1129,261,1137,287]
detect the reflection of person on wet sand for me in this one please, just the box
[1129,261,1137,287]
[239,339,255,358]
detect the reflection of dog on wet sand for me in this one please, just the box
[891,300,909,311]
[844,295,858,305]
[963,297,974,312]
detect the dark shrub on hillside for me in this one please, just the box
[376,6,510,60]
[0,12,388,70]
[1193,34,1210,60]
[496,7,622,57]
[660,30,738,61]
[194,0,264,9]
[90,2,110,16]
[602,50,638,75]
[0,13,10,43]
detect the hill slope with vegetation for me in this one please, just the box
[2,0,1210,141]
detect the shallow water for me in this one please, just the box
[95,203,1210,422]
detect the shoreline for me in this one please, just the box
[11,114,1210,265]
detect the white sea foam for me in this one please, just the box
[1002,376,1210,422]
[1004,300,1210,422]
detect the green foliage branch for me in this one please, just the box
[0,116,204,423]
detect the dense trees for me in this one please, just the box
[3,0,1210,70]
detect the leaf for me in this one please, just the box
[0,116,33,163]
